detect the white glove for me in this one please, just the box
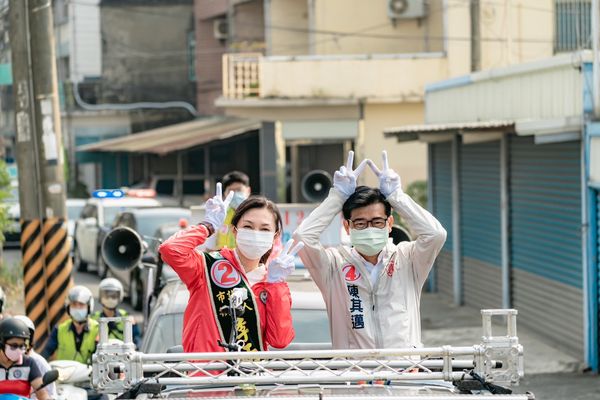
[203,182,234,231]
[333,151,368,199]
[368,150,402,197]
[267,239,304,283]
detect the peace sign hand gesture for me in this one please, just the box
[267,239,305,283]
[333,151,369,199]
[368,150,401,197]
[203,182,234,231]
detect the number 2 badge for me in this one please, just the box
[210,260,241,288]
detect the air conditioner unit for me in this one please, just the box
[213,18,228,40]
[387,0,427,19]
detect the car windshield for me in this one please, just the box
[291,308,331,343]
[67,204,84,220]
[137,213,190,239]
[144,312,184,353]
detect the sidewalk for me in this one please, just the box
[420,293,584,375]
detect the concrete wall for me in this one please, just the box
[101,1,195,104]
[267,0,309,55]
[479,0,554,70]
[362,103,427,188]
[259,56,447,100]
[312,0,444,55]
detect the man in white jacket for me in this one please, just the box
[293,150,446,349]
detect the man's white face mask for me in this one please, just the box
[350,227,389,256]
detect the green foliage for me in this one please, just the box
[405,180,427,209]
[0,160,13,243]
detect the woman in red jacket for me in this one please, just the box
[159,183,300,353]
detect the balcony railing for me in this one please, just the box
[222,53,261,99]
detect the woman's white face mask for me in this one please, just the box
[235,228,275,260]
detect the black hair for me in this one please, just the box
[221,171,250,192]
[342,186,392,220]
[231,195,283,264]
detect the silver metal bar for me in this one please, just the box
[141,359,478,373]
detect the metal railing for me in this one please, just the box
[222,53,261,99]
[92,309,524,395]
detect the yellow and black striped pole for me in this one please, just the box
[43,218,73,330]
[21,220,49,348]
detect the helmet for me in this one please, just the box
[0,317,30,345]
[99,278,124,303]
[0,286,5,314]
[65,285,94,313]
[13,315,35,338]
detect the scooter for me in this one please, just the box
[50,360,90,400]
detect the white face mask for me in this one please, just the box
[101,297,119,310]
[235,228,275,260]
[70,307,88,323]
[350,227,389,256]
[229,191,249,209]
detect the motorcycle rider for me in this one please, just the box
[91,278,141,348]
[13,315,55,399]
[0,317,50,399]
[42,285,99,364]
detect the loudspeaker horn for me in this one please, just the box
[101,226,145,271]
[301,170,332,202]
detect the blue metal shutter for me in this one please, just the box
[510,136,583,356]
[460,141,502,308]
[431,142,453,299]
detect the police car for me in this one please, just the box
[73,189,161,274]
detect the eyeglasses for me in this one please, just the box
[5,343,27,351]
[348,217,388,230]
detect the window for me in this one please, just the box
[555,0,591,52]
[182,179,204,195]
[155,179,175,195]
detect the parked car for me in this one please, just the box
[104,207,191,310]
[129,174,206,207]
[73,195,161,273]
[141,280,330,353]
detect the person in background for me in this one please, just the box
[91,278,141,348]
[14,315,55,399]
[0,317,50,399]
[42,285,99,364]
[214,170,252,250]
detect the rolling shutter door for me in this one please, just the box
[460,141,502,309]
[431,142,453,299]
[510,136,583,356]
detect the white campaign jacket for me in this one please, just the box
[293,188,447,349]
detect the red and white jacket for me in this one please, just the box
[159,225,295,353]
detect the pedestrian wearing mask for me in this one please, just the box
[0,317,50,399]
[293,150,446,350]
[91,278,141,348]
[159,183,299,353]
[215,170,252,250]
[42,285,99,364]
[13,315,56,399]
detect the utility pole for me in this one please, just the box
[9,0,72,350]
[470,0,481,72]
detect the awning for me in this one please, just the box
[77,116,261,155]
[383,120,515,143]
[384,117,584,144]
